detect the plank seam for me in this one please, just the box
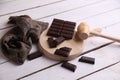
[0,0,17,4]
[17,62,62,80]
[36,0,104,20]
[0,0,65,17]
[76,61,120,80]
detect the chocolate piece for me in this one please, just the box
[79,56,95,64]
[60,47,72,52]
[54,47,72,57]
[27,51,42,60]
[61,62,77,72]
[54,36,65,45]
[54,49,69,57]
[47,37,56,48]
[1,15,48,65]
[47,18,76,40]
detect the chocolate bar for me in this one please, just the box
[47,18,76,40]
[47,37,56,48]
[27,51,42,60]
[61,62,77,72]
[54,36,65,45]
[79,56,95,64]
[60,47,72,52]
[54,47,72,57]
[55,49,69,57]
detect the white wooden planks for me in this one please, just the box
[0,0,64,16]
[19,22,120,80]
[0,0,120,80]
[20,43,120,80]
[0,0,102,29]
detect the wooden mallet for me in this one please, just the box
[76,22,120,43]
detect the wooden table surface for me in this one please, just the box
[0,0,120,80]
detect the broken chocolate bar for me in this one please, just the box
[54,36,65,45]
[47,18,76,39]
[79,56,95,64]
[54,47,72,57]
[47,37,56,48]
[61,62,77,72]
[27,51,42,60]
[47,36,65,48]
[60,47,72,52]
[54,49,69,57]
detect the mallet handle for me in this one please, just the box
[90,31,120,43]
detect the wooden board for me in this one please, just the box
[39,29,84,61]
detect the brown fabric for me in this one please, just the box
[1,15,48,65]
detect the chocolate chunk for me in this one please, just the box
[47,37,65,48]
[54,49,69,57]
[47,18,76,40]
[60,47,72,52]
[54,36,65,45]
[47,37,56,48]
[61,62,77,72]
[54,47,72,57]
[79,56,95,64]
[27,51,42,60]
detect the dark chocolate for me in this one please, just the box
[54,36,65,45]
[79,56,95,64]
[54,47,72,57]
[47,18,76,40]
[47,37,56,48]
[60,47,72,52]
[54,49,69,57]
[27,51,42,60]
[61,62,77,72]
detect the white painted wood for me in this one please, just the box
[0,0,63,16]
[81,63,120,80]
[19,21,120,80]
[0,38,104,80]
[0,0,120,80]
[0,0,103,29]
[0,23,119,80]
[20,42,120,80]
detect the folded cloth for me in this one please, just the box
[1,15,48,65]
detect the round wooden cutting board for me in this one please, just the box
[38,29,84,61]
